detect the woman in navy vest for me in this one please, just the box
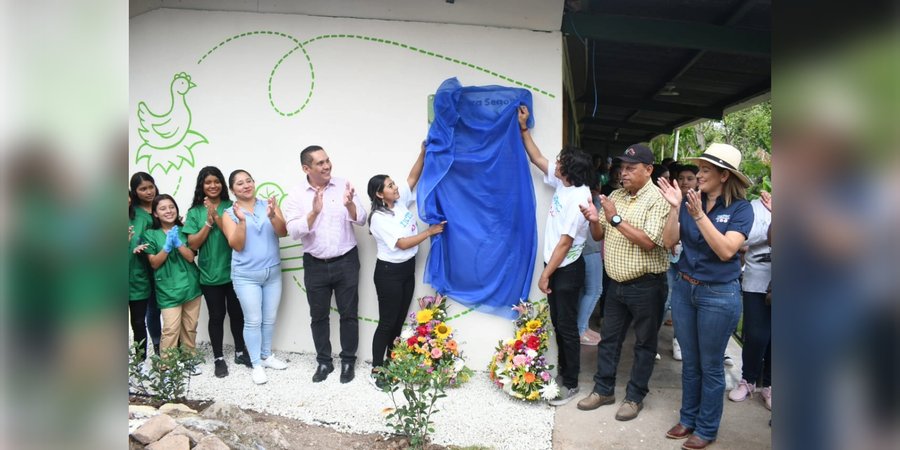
[657,143,754,450]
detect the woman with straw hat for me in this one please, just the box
[656,143,755,450]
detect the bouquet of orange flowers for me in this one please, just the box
[488,300,559,401]
[388,294,471,387]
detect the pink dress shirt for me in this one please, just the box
[283,176,368,259]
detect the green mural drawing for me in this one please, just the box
[197,31,556,118]
[136,72,208,174]
[255,181,287,207]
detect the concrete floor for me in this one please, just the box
[552,323,772,449]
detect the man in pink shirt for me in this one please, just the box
[283,145,368,383]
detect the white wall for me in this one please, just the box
[130,8,562,368]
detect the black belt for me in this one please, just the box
[619,272,664,285]
[304,246,357,264]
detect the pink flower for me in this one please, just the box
[431,347,443,359]
[541,371,551,382]
[513,354,527,367]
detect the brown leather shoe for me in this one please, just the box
[666,423,694,440]
[614,400,643,421]
[681,434,715,449]
[576,392,615,411]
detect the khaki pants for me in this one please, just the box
[160,296,201,351]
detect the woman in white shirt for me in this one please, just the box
[366,143,446,388]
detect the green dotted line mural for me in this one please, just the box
[197,30,556,118]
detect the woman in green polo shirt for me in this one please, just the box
[184,166,251,378]
[129,172,158,361]
[142,194,203,360]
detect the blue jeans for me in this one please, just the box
[577,252,604,335]
[232,264,283,367]
[740,291,771,386]
[671,276,742,441]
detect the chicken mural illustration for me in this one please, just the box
[136,72,208,174]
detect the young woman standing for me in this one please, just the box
[365,143,446,389]
[658,144,754,450]
[184,166,251,378]
[129,172,157,361]
[221,170,288,385]
[142,194,203,366]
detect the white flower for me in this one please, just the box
[499,374,513,394]
[540,380,560,400]
[400,328,414,340]
[525,348,538,358]
[454,358,467,373]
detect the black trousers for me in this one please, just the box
[547,256,585,389]
[129,299,149,360]
[303,247,360,365]
[593,274,667,402]
[371,257,416,368]
[200,282,247,358]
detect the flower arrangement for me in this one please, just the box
[379,294,472,449]
[488,300,559,401]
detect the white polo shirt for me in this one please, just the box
[370,183,420,263]
[543,160,590,267]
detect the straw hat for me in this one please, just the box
[684,143,752,187]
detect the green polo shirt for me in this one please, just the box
[183,201,233,286]
[128,208,153,301]
[142,228,202,309]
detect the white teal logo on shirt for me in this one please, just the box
[400,211,413,228]
[549,194,562,217]
[715,214,731,224]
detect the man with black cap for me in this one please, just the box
[576,143,670,421]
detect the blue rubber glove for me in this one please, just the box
[172,231,184,249]
[162,232,175,253]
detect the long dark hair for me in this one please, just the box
[366,174,394,228]
[557,146,593,187]
[190,166,230,208]
[129,172,156,220]
[149,194,184,229]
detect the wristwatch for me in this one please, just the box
[610,214,623,227]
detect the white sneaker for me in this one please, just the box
[760,386,772,410]
[655,353,661,360]
[729,378,755,402]
[723,354,734,366]
[252,365,267,384]
[191,365,202,376]
[672,338,682,361]
[260,355,288,370]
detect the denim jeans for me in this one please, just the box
[547,256,585,389]
[303,247,360,365]
[146,288,161,348]
[662,264,679,326]
[672,276,742,441]
[593,274,666,402]
[232,264,283,367]
[577,252,604,335]
[740,291,771,386]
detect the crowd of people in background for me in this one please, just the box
[129,107,771,450]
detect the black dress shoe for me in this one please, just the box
[340,362,355,383]
[312,364,334,383]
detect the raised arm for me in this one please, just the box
[657,177,682,250]
[517,105,548,175]
[685,190,746,261]
[221,208,247,252]
[407,141,427,190]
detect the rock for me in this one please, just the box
[201,402,252,426]
[145,433,190,450]
[129,404,159,419]
[166,425,204,445]
[159,403,197,416]
[131,414,178,444]
[193,435,230,450]
[175,416,227,433]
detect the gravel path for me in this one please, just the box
[187,344,554,449]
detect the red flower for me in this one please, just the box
[526,335,541,350]
[514,340,524,351]
[417,325,428,336]
[406,336,418,347]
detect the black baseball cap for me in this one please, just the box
[615,144,654,165]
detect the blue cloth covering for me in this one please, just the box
[417,77,537,319]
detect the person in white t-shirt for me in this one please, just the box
[518,105,593,406]
[365,143,446,389]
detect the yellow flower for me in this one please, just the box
[434,322,452,340]
[516,328,525,340]
[527,391,540,400]
[526,320,541,332]
[424,357,432,366]
[416,309,434,324]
